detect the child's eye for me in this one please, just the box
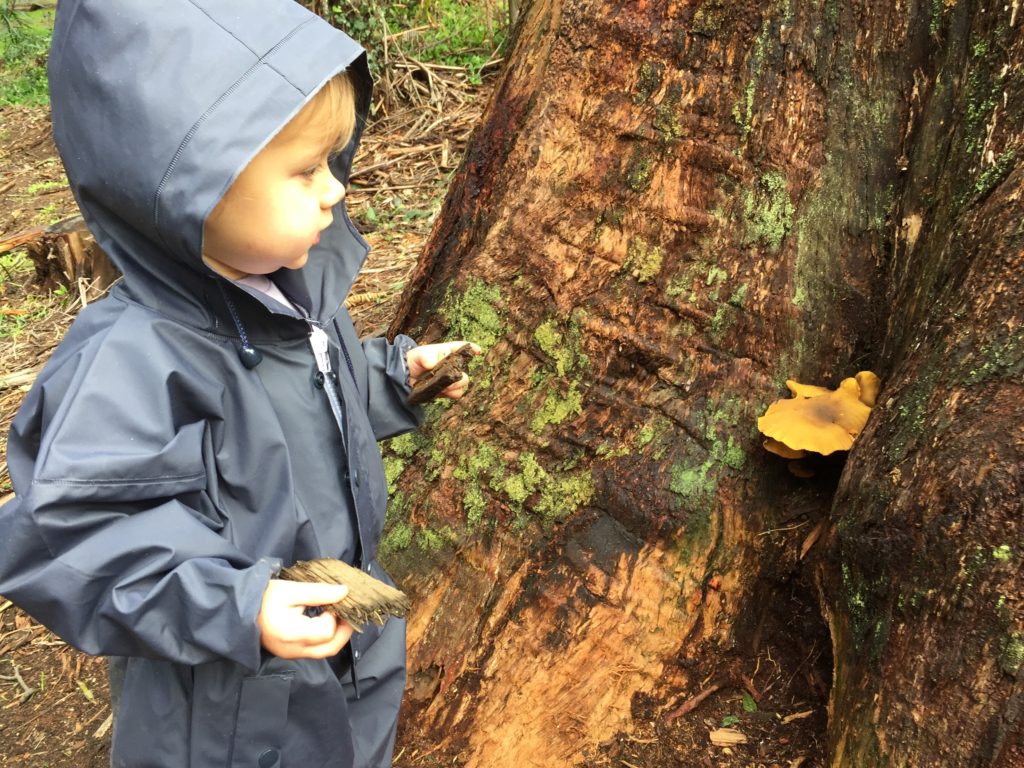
[300,158,328,179]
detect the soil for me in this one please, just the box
[0,97,830,767]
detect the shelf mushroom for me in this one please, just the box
[758,373,879,465]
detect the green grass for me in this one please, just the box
[329,0,508,84]
[0,4,53,106]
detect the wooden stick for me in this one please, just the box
[279,558,410,632]
[663,677,728,723]
[407,343,475,405]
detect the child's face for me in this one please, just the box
[202,115,346,279]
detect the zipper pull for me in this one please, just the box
[309,325,332,374]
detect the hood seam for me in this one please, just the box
[152,17,315,254]
[184,0,261,57]
[110,287,314,346]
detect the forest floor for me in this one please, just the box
[0,56,828,768]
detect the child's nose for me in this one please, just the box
[321,173,345,208]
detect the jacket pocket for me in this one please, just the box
[229,674,292,768]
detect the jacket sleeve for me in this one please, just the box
[0,348,272,672]
[361,333,423,440]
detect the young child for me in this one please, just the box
[0,1,475,766]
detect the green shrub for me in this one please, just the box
[0,3,53,107]
[327,1,507,84]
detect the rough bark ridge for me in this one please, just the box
[383,0,1022,765]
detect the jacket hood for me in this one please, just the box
[49,0,373,325]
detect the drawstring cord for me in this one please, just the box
[217,281,263,369]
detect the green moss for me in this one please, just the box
[728,284,749,307]
[963,330,1024,385]
[993,544,1012,562]
[463,484,487,526]
[596,440,631,459]
[999,633,1024,676]
[534,318,588,376]
[929,0,951,36]
[705,266,728,286]
[531,383,584,434]
[710,304,734,339]
[502,473,530,504]
[743,172,794,252]
[383,455,406,495]
[389,432,419,459]
[379,519,414,557]
[626,238,665,283]
[634,61,662,104]
[653,81,684,139]
[625,146,655,193]
[441,279,504,351]
[497,451,593,527]
[666,276,689,298]
[417,526,450,553]
[452,441,504,525]
[669,460,717,510]
[961,44,1007,159]
[723,436,746,469]
[960,149,1018,210]
[379,491,412,558]
[692,0,727,36]
[636,425,655,448]
[424,445,445,482]
[732,17,772,140]
[535,469,594,527]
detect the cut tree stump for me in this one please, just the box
[2,215,119,302]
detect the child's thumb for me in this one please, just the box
[298,582,349,606]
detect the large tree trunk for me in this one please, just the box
[819,2,1024,764]
[383,0,1022,765]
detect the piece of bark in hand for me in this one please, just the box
[279,558,410,632]
[407,343,476,406]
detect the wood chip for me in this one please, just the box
[709,727,748,746]
[279,558,410,632]
[782,709,814,724]
[800,519,827,559]
[407,343,475,405]
[93,712,113,739]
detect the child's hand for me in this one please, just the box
[407,341,482,400]
[257,579,354,659]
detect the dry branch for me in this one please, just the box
[663,677,728,723]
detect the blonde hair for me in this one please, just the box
[280,70,357,155]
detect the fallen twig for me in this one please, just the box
[664,677,728,723]
[0,365,41,390]
[0,659,37,703]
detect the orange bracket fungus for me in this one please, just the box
[757,372,880,458]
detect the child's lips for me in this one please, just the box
[314,219,332,245]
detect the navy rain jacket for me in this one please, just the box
[0,1,421,766]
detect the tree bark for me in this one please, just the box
[383,0,1022,765]
[819,2,1024,764]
